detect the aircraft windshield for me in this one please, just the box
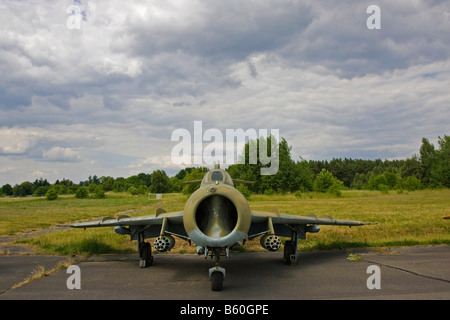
[211,171,223,182]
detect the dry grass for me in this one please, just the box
[2,189,449,256]
[9,257,75,290]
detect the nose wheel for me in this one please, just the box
[209,248,226,291]
[210,267,225,291]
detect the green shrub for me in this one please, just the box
[33,186,48,197]
[314,169,344,196]
[94,186,105,198]
[75,187,89,199]
[45,187,58,201]
[127,186,138,195]
[402,176,422,191]
[236,184,251,199]
[294,190,302,198]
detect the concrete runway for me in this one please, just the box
[1,245,449,300]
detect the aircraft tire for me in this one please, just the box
[140,242,153,268]
[211,271,224,291]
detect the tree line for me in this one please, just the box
[1,135,448,200]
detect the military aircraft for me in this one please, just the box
[72,166,374,291]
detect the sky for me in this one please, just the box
[1,0,449,185]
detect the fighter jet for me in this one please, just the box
[72,166,374,291]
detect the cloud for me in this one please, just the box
[0,127,38,155]
[0,0,449,184]
[42,146,81,162]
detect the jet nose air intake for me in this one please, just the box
[196,195,238,238]
[183,183,251,249]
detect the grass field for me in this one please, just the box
[1,189,449,256]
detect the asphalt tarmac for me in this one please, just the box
[1,245,449,300]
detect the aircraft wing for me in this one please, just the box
[249,210,373,239]
[71,210,186,240]
[251,210,371,226]
[71,210,184,228]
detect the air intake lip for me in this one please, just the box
[195,194,238,239]
[183,184,252,248]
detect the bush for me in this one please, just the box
[94,186,105,198]
[402,176,422,191]
[314,169,344,196]
[327,181,343,197]
[33,186,48,197]
[314,169,335,192]
[236,184,251,199]
[75,187,89,199]
[45,187,58,201]
[127,186,138,195]
[294,190,302,198]
[378,183,390,194]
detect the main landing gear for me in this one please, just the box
[137,232,153,268]
[283,231,299,265]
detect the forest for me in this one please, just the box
[1,135,449,200]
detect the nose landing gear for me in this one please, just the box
[208,248,226,291]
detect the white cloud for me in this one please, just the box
[0,0,449,184]
[0,127,38,155]
[42,146,81,162]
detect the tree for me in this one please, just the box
[75,187,89,199]
[419,135,450,187]
[401,176,422,191]
[33,186,48,197]
[150,170,170,193]
[419,137,436,186]
[99,176,115,191]
[137,173,152,187]
[169,176,183,192]
[94,185,105,198]
[45,187,58,200]
[314,169,344,196]
[182,167,208,194]
[228,136,312,194]
[295,160,314,192]
[13,181,33,197]
[351,173,368,190]
[367,173,388,191]
[1,184,13,196]
[383,172,401,189]
[112,177,126,192]
[127,186,138,195]
[401,155,421,179]
[436,135,450,187]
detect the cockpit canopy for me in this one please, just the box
[201,169,234,186]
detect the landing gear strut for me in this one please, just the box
[137,232,153,268]
[208,248,226,291]
[283,231,298,265]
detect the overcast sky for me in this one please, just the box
[1,0,449,185]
